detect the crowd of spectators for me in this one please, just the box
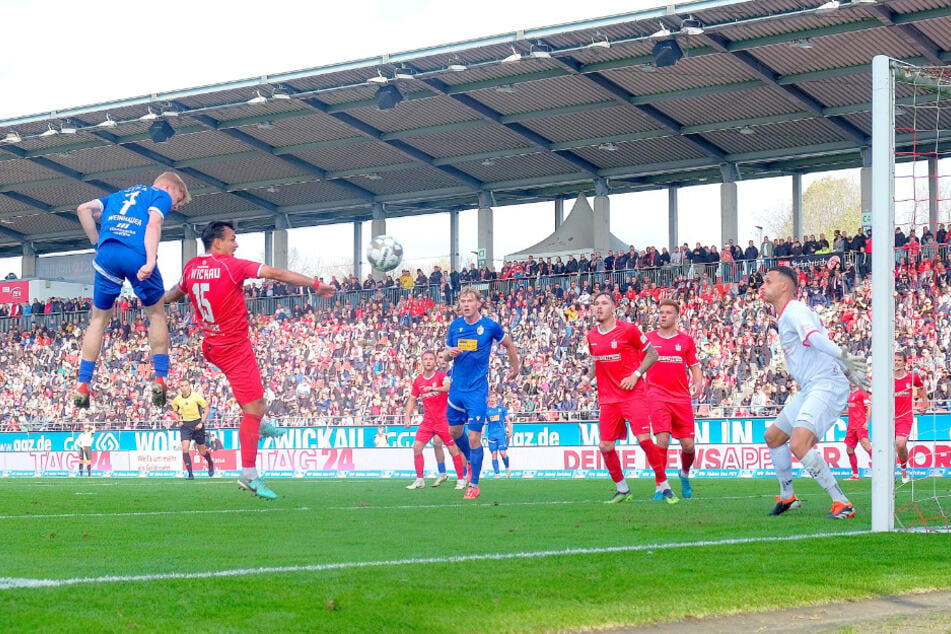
[2,226,950,432]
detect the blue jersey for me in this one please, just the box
[96,185,172,255]
[486,405,508,438]
[446,316,505,395]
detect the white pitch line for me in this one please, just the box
[0,530,871,591]
[0,507,311,520]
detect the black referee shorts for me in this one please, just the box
[180,420,207,445]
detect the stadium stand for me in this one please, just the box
[2,230,949,432]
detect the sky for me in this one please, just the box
[0,0,939,282]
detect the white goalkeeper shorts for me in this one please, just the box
[772,379,849,440]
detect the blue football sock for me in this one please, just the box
[437,462,446,475]
[78,359,96,384]
[502,456,510,469]
[470,446,484,485]
[153,353,170,379]
[455,432,471,462]
[492,459,500,475]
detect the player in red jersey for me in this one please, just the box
[404,351,466,490]
[163,221,334,500]
[844,383,871,480]
[647,299,703,500]
[894,350,928,484]
[579,292,676,504]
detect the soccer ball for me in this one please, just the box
[367,235,403,273]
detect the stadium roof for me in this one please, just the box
[0,0,950,258]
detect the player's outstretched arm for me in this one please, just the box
[259,265,335,298]
[162,286,187,304]
[76,200,102,245]
[806,330,869,390]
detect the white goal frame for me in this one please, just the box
[870,55,898,533]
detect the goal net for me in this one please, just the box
[872,56,951,532]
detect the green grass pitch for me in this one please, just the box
[1,477,949,632]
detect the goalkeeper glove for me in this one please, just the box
[839,351,869,391]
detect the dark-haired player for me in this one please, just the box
[760,266,867,519]
[579,292,676,504]
[163,221,335,499]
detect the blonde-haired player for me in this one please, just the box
[73,172,191,410]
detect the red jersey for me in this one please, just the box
[847,389,870,429]
[646,330,699,402]
[587,320,651,404]
[895,373,923,422]
[178,254,263,345]
[411,371,449,424]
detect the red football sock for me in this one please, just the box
[638,438,666,485]
[681,449,695,475]
[414,454,425,478]
[452,453,465,478]
[848,452,858,475]
[239,412,262,468]
[601,448,624,483]
[657,445,669,471]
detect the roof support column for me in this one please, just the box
[273,216,289,272]
[21,241,36,279]
[371,203,386,280]
[860,147,872,238]
[478,191,495,268]
[720,165,739,246]
[264,230,273,267]
[554,197,565,230]
[182,225,199,264]
[593,178,611,256]
[668,186,679,254]
[929,154,939,233]
[792,173,803,241]
[353,221,363,281]
[450,210,460,273]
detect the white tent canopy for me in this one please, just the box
[505,194,629,261]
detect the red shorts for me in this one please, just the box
[599,399,651,442]
[650,399,695,438]
[844,425,869,448]
[415,422,456,447]
[203,338,264,406]
[895,417,913,438]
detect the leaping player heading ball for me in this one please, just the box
[163,221,335,500]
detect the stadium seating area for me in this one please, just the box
[2,231,949,431]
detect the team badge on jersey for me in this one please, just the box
[477,325,484,335]
[675,344,682,351]
[611,340,617,349]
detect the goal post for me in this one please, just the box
[870,54,897,533]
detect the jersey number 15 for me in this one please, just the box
[192,283,216,323]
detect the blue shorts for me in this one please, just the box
[447,391,487,432]
[487,434,508,452]
[93,241,165,310]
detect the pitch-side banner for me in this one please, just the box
[2,416,949,454]
[1,443,949,478]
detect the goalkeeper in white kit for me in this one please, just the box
[760,266,869,519]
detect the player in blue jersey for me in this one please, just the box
[441,287,520,499]
[485,393,512,478]
[73,172,191,409]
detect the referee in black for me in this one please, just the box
[171,379,214,479]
